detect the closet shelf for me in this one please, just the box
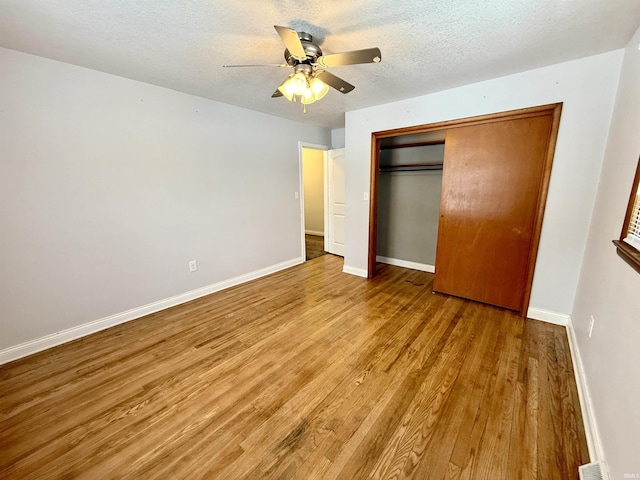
[379,162,444,172]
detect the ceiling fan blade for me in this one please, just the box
[223,63,287,68]
[316,48,381,68]
[316,71,355,94]
[274,25,307,61]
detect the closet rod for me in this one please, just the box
[379,140,445,150]
[379,162,444,173]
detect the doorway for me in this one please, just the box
[302,146,327,260]
[298,142,330,261]
[299,143,345,261]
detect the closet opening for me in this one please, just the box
[376,131,445,274]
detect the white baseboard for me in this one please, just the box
[526,307,570,326]
[376,256,435,273]
[566,317,609,478]
[305,230,324,237]
[0,257,304,365]
[342,265,368,278]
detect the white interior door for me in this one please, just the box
[327,149,345,256]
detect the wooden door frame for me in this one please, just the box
[367,103,563,316]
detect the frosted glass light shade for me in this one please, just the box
[309,78,329,100]
[290,72,308,95]
[278,74,297,101]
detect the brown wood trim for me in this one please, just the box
[373,104,559,140]
[368,134,381,278]
[614,155,640,274]
[613,240,640,274]
[619,156,640,240]
[367,103,563,316]
[519,103,563,316]
[379,140,445,150]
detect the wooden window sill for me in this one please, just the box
[613,239,640,274]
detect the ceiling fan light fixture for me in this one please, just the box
[278,72,328,108]
[278,72,311,101]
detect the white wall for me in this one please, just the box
[344,51,623,314]
[0,47,329,352]
[331,128,345,149]
[572,27,640,479]
[302,148,324,235]
[377,171,442,266]
[377,145,444,266]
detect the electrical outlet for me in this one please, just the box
[294,192,299,199]
[588,315,595,338]
[188,260,197,272]
[364,192,369,201]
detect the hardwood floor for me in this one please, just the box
[305,234,326,261]
[0,255,589,479]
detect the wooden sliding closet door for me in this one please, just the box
[433,113,554,312]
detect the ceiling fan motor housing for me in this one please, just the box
[284,32,322,66]
[293,63,313,76]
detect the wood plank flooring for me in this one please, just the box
[0,255,589,479]
[305,234,327,261]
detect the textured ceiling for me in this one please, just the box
[1,1,639,128]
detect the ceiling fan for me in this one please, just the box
[223,25,382,112]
